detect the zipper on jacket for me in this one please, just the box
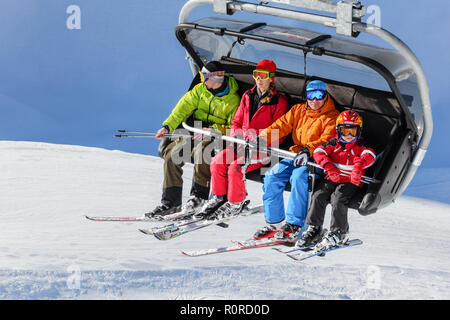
[206,96,214,125]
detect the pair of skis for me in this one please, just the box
[182,235,363,261]
[84,203,362,260]
[84,200,265,241]
[139,201,264,240]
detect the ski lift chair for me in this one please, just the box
[164,0,432,216]
[216,59,407,215]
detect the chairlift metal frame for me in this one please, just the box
[173,0,432,213]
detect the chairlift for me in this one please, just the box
[161,0,432,215]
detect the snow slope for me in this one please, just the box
[0,141,449,300]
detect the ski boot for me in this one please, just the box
[178,196,205,218]
[253,222,283,240]
[144,203,181,219]
[210,201,247,220]
[193,194,227,220]
[315,230,349,252]
[274,222,301,240]
[295,225,323,248]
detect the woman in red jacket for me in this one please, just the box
[296,110,376,250]
[194,59,289,219]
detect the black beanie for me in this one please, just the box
[204,61,224,72]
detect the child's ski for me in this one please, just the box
[287,239,363,261]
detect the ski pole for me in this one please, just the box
[181,121,379,184]
[117,130,158,135]
[262,146,379,184]
[115,132,192,139]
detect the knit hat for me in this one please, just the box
[204,61,225,73]
[306,80,327,92]
[255,59,276,80]
[256,59,276,73]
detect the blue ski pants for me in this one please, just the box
[262,158,309,227]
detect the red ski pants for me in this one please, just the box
[210,147,268,203]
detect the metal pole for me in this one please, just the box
[352,22,433,195]
[182,121,376,184]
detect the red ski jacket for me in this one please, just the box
[313,137,376,186]
[230,85,289,146]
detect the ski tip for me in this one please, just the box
[138,229,152,235]
[216,222,229,228]
[84,215,94,221]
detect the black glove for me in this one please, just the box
[293,147,310,167]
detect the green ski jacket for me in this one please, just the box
[162,76,240,134]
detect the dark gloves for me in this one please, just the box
[293,148,310,167]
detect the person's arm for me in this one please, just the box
[302,117,337,155]
[162,86,200,133]
[351,145,376,186]
[258,102,297,145]
[313,139,341,183]
[230,94,247,138]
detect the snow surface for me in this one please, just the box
[0,141,449,300]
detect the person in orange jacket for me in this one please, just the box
[253,80,339,241]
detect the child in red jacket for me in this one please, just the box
[296,110,376,250]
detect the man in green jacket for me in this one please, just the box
[146,61,240,218]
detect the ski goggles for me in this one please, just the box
[199,70,225,83]
[306,89,327,101]
[252,69,275,81]
[338,126,359,137]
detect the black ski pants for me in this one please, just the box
[306,179,359,233]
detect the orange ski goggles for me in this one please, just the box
[338,126,359,137]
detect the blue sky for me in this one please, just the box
[0,0,448,168]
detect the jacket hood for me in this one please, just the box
[305,96,336,118]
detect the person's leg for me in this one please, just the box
[285,165,309,227]
[329,183,359,233]
[305,180,336,228]
[190,140,213,201]
[161,139,189,207]
[262,158,295,224]
[226,154,265,203]
[210,148,234,197]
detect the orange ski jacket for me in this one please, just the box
[259,96,339,154]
